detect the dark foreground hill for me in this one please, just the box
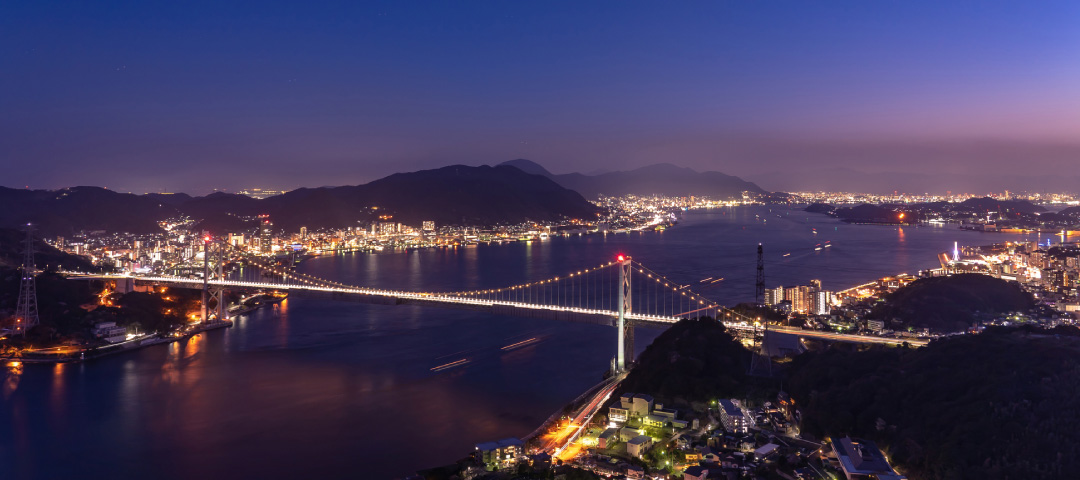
[0,164,600,234]
[612,317,755,409]
[0,228,103,341]
[500,159,766,199]
[787,328,1080,480]
[869,274,1035,333]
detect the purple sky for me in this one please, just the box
[2,1,1078,194]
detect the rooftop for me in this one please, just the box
[718,399,743,417]
[833,437,900,477]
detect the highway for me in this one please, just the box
[536,374,624,462]
[770,325,930,347]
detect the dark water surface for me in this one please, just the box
[0,207,1041,479]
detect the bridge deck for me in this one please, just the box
[69,273,929,346]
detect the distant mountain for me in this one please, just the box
[501,158,554,177]
[0,165,600,234]
[144,192,193,206]
[0,186,175,235]
[804,203,835,215]
[498,159,766,199]
[748,167,1080,195]
[807,197,1045,224]
[829,204,922,224]
[249,164,600,230]
[953,197,1045,214]
[1059,206,1080,217]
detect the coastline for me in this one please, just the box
[5,319,233,365]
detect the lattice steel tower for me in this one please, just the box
[748,322,773,377]
[14,224,40,336]
[755,243,765,306]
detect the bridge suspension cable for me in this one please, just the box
[137,240,758,327]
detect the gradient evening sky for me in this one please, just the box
[2,1,1078,194]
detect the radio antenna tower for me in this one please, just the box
[749,242,772,376]
[15,224,40,336]
[755,243,765,306]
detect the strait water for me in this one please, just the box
[0,207,1044,479]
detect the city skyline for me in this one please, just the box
[6,4,1080,479]
[3,1,1079,194]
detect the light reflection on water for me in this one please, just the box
[0,207,1040,479]
[4,361,22,399]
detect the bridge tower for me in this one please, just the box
[201,235,226,323]
[14,224,40,336]
[616,254,633,372]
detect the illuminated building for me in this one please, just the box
[812,291,833,315]
[378,222,400,236]
[597,428,618,449]
[608,405,629,423]
[718,399,747,434]
[626,435,653,458]
[259,216,273,254]
[474,438,524,470]
[764,286,784,306]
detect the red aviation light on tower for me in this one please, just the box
[616,254,625,262]
[204,235,211,242]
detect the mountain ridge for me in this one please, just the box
[497,159,766,199]
[0,164,600,234]
[748,167,1080,195]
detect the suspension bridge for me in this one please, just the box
[67,240,925,372]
